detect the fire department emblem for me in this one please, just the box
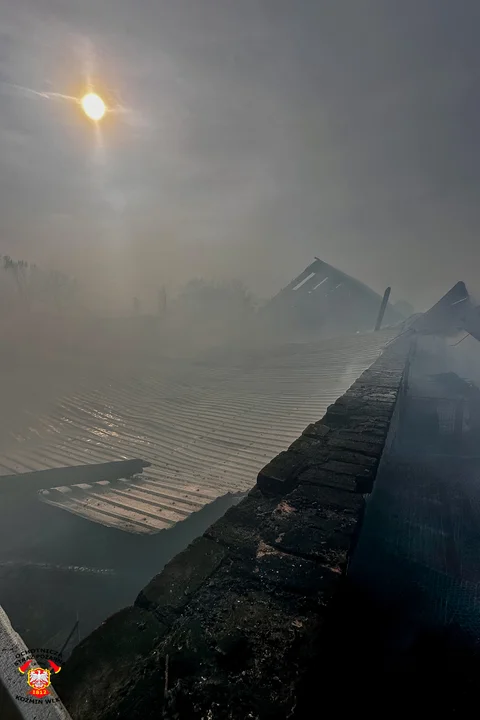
[18,658,61,698]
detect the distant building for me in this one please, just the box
[263,257,403,338]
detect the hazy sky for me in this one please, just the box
[1,0,479,311]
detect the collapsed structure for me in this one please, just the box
[49,280,480,718]
[54,338,410,719]
[263,257,404,338]
[3,262,480,717]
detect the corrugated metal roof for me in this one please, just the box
[0,330,396,534]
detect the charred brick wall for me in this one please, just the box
[55,337,412,720]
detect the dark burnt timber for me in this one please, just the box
[54,337,412,720]
[0,459,150,496]
[374,286,391,331]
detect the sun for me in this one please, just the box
[81,92,106,121]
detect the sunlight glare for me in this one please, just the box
[81,92,106,121]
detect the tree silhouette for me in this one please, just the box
[1,255,80,313]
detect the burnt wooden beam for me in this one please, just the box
[0,459,150,496]
[374,286,391,331]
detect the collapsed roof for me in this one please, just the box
[411,281,480,340]
[264,257,403,337]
